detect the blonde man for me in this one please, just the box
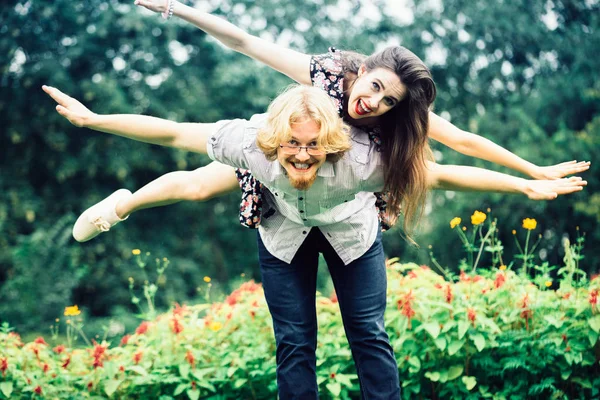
[44,84,586,398]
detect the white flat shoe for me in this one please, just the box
[72,189,132,242]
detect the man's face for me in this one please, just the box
[277,118,327,190]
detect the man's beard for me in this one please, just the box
[289,172,317,190]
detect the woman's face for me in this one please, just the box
[346,66,406,121]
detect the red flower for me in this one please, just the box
[186,350,195,368]
[473,275,483,283]
[133,351,143,365]
[420,265,431,271]
[494,272,506,289]
[135,321,150,335]
[172,302,189,317]
[397,290,416,329]
[171,317,184,334]
[34,386,42,395]
[562,292,571,300]
[191,381,197,390]
[407,271,418,279]
[444,284,453,304]
[42,363,50,373]
[1,357,7,377]
[62,356,71,369]
[250,310,256,319]
[467,308,477,327]
[519,293,533,330]
[34,337,48,346]
[92,342,107,369]
[53,345,65,354]
[120,335,131,346]
[330,372,336,379]
[239,281,261,292]
[589,289,599,307]
[87,382,93,391]
[459,271,470,282]
[119,365,125,372]
[434,283,443,289]
[225,292,240,306]
[330,291,338,303]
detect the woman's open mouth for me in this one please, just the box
[355,99,372,116]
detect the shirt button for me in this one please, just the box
[299,210,304,213]
[299,197,304,201]
[302,231,307,234]
[303,218,307,221]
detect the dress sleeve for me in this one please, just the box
[310,47,345,117]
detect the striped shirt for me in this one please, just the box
[207,114,385,265]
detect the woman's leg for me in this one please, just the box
[257,229,320,399]
[116,162,238,217]
[322,229,400,399]
[72,162,239,242]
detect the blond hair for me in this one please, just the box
[257,85,351,161]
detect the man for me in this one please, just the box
[44,84,586,398]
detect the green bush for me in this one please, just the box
[1,261,599,399]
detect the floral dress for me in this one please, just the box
[235,47,392,231]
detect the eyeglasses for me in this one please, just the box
[279,144,326,156]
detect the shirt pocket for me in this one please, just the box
[319,195,355,213]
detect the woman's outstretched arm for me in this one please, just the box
[426,161,587,200]
[134,0,313,84]
[43,85,212,154]
[428,112,590,180]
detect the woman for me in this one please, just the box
[65,0,588,242]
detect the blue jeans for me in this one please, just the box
[257,228,400,399]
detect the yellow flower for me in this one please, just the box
[450,217,462,229]
[512,230,516,235]
[132,249,141,255]
[486,208,491,212]
[522,218,537,231]
[462,226,467,231]
[203,276,211,283]
[499,265,507,271]
[209,322,222,332]
[471,210,487,225]
[64,305,81,316]
[544,281,552,287]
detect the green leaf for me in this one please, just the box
[458,321,469,340]
[543,315,564,329]
[462,376,477,391]
[425,371,440,382]
[470,333,486,352]
[0,382,13,398]
[326,382,342,397]
[173,383,188,396]
[186,388,200,400]
[447,365,464,381]
[408,356,421,372]
[420,321,441,339]
[434,336,447,351]
[233,379,247,389]
[571,377,592,389]
[127,365,148,376]
[104,379,122,397]
[179,363,190,379]
[561,369,572,380]
[588,330,599,347]
[588,315,600,333]
[196,381,217,392]
[448,340,464,356]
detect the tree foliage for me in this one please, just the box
[1,0,598,332]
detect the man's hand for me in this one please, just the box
[134,0,167,13]
[522,176,587,200]
[531,161,591,180]
[42,85,96,128]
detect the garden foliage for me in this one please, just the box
[1,260,598,399]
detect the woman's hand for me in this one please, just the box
[134,0,167,13]
[42,85,96,127]
[530,161,591,180]
[522,176,587,200]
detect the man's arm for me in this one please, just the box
[426,161,587,200]
[43,85,212,154]
[428,112,590,180]
[134,0,313,85]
